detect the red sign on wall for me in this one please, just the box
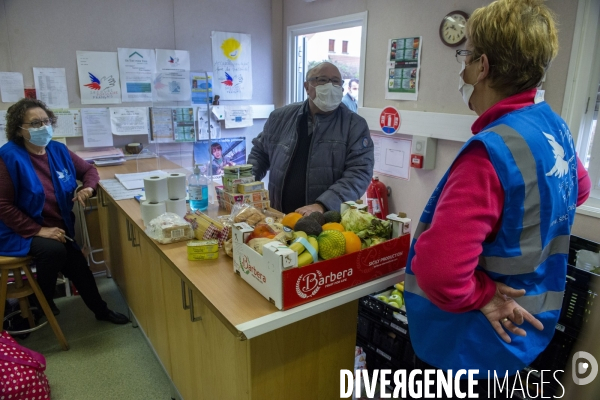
[380,106,401,135]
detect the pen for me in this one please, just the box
[64,235,74,242]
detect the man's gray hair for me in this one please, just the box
[305,62,338,81]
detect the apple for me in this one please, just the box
[376,295,389,303]
[388,294,403,306]
[388,301,400,309]
[391,289,403,298]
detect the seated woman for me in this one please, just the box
[0,98,128,324]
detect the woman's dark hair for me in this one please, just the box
[5,98,56,146]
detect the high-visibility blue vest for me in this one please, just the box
[405,102,578,378]
[0,140,78,257]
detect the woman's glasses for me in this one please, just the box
[21,118,55,129]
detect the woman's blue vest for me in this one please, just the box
[0,141,78,256]
[405,102,578,378]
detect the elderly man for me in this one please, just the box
[248,62,373,214]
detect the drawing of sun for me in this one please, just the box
[221,38,242,61]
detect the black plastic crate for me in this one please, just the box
[357,307,415,370]
[359,287,409,331]
[372,324,405,360]
[357,314,373,341]
[568,236,600,271]
[530,329,575,374]
[558,284,596,331]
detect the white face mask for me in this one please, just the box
[458,61,478,109]
[351,89,359,101]
[311,83,343,112]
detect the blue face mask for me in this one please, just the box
[24,125,53,147]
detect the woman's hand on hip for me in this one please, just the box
[73,187,94,207]
[479,282,544,344]
[36,227,66,243]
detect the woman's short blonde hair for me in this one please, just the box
[467,0,558,96]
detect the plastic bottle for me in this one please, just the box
[366,176,389,219]
[188,165,209,212]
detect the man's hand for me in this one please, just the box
[480,282,544,343]
[73,187,94,207]
[36,227,66,243]
[295,203,324,216]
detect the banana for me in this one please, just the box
[394,282,405,292]
[297,236,319,267]
[289,231,308,254]
[307,236,318,253]
[298,251,314,267]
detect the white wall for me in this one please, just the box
[0,0,273,152]
[277,0,599,240]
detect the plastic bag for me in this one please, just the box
[232,204,266,226]
[223,238,233,258]
[146,212,194,244]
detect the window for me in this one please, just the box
[342,40,349,54]
[287,12,368,105]
[563,0,600,216]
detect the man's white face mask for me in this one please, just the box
[312,83,343,112]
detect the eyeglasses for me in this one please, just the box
[21,118,55,129]
[307,76,344,87]
[455,49,473,64]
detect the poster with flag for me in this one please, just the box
[154,49,191,102]
[76,51,122,105]
[211,31,252,100]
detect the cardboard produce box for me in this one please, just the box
[232,216,410,310]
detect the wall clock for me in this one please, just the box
[439,11,469,47]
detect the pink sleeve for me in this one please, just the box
[0,158,42,237]
[576,156,591,206]
[69,150,100,191]
[411,142,500,313]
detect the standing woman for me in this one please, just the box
[404,0,591,397]
[0,98,128,324]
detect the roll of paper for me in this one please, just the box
[166,198,187,218]
[167,173,187,200]
[144,176,168,203]
[141,201,166,226]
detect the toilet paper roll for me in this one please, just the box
[166,198,187,218]
[141,201,167,226]
[167,173,187,200]
[144,176,168,203]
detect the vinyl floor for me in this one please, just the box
[14,275,174,400]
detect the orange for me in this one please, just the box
[281,212,303,229]
[322,222,345,232]
[342,231,361,254]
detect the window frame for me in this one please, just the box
[561,0,600,217]
[286,11,368,106]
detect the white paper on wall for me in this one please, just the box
[211,31,253,100]
[154,49,191,102]
[77,51,122,105]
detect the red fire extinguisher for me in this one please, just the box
[367,176,389,219]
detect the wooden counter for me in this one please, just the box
[96,159,403,400]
